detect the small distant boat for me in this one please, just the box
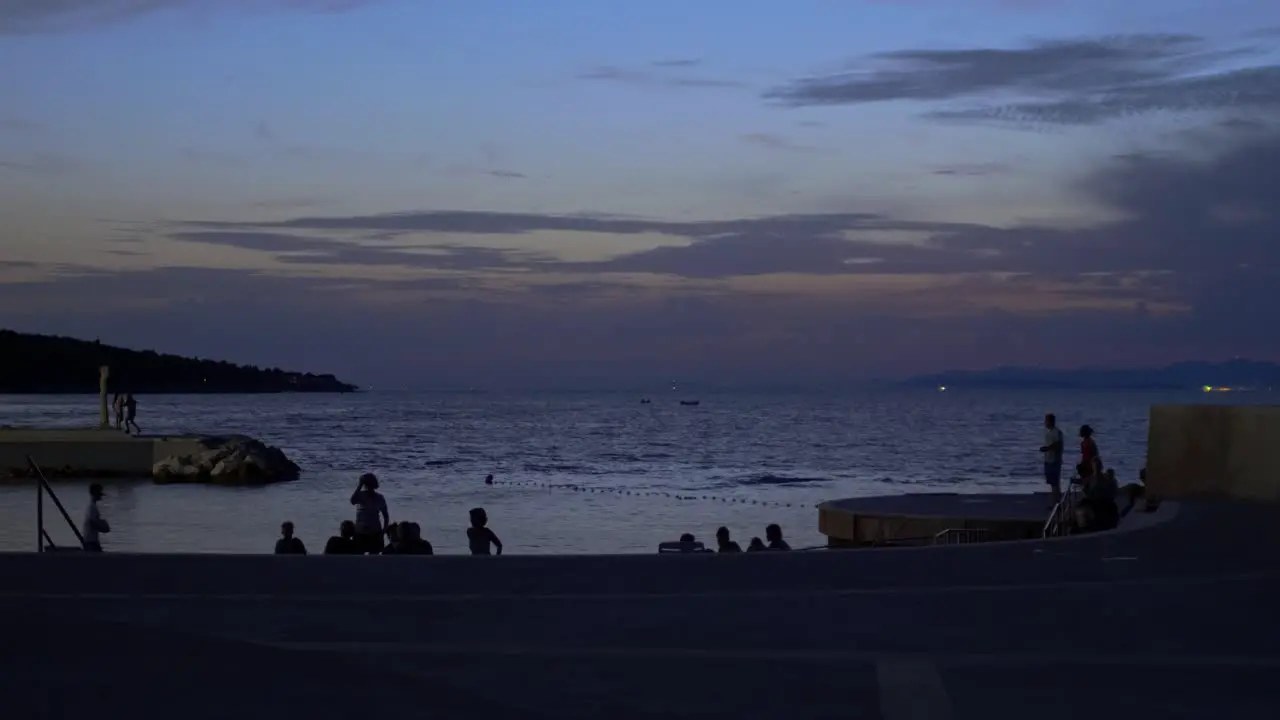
[679,400,700,406]
[640,398,652,404]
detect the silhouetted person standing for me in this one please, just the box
[82,483,110,552]
[467,507,502,555]
[1040,413,1065,504]
[112,393,124,430]
[274,521,307,554]
[350,472,389,554]
[324,520,360,554]
[124,393,140,435]
[1078,425,1101,480]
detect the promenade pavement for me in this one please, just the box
[2,500,1279,719]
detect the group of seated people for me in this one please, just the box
[1072,464,1153,533]
[272,506,503,556]
[660,523,791,553]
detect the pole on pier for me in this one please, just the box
[98,365,110,429]
[36,471,43,553]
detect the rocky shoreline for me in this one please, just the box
[152,435,301,485]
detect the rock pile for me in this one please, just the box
[152,435,300,485]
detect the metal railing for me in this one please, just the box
[932,527,990,545]
[28,455,87,552]
[1042,482,1080,538]
[933,527,988,545]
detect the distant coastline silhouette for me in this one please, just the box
[0,329,357,394]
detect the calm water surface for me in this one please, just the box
[0,389,1256,554]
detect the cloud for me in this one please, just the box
[163,118,1280,320]
[741,132,827,154]
[576,63,747,90]
[168,230,546,270]
[6,96,1279,383]
[445,165,529,180]
[0,117,43,133]
[931,66,1280,126]
[767,33,1277,126]
[931,162,1011,176]
[0,151,79,174]
[650,59,702,68]
[0,0,380,34]
[250,197,334,211]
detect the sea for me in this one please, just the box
[0,388,1258,555]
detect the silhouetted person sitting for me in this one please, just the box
[765,523,791,550]
[380,522,403,554]
[1120,468,1149,518]
[1075,468,1119,532]
[324,520,360,555]
[350,472,390,554]
[659,533,708,553]
[467,507,503,555]
[396,522,434,555]
[274,521,307,555]
[747,537,766,552]
[384,520,435,556]
[715,526,741,553]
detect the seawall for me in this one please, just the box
[0,427,210,478]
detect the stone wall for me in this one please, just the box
[1146,404,1280,502]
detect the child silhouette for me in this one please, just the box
[467,507,503,555]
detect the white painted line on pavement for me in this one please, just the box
[251,641,1280,669]
[876,658,952,720]
[0,568,1268,603]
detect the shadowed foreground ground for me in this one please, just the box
[2,500,1279,719]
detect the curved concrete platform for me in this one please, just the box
[2,498,1279,719]
[0,427,212,479]
[819,492,1051,547]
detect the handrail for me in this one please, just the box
[933,527,990,545]
[1042,481,1079,538]
[27,455,87,552]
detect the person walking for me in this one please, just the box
[82,483,111,552]
[123,393,140,435]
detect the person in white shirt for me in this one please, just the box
[349,472,389,554]
[82,483,110,552]
[1039,413,1065,504]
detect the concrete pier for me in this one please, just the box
[0,427,209,478]
[1,498,1278,718]
[818,492,1049,547]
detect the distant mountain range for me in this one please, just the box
[0,329,358,394]
[903,360,1280,390]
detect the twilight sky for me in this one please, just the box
[1,0,1278,388]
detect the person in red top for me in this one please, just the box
[1078,424,1101,479]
